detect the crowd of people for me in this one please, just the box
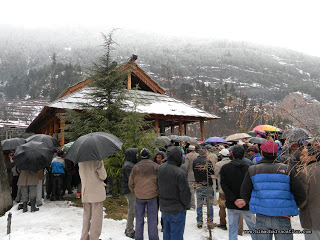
[3,133,320,240]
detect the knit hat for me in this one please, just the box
[219,149,230,156]
[140,148,151,159]
[260,140,278,154]
[247,145,259,153]
[189,145,196,151]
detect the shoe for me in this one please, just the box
[197,222,203,229]
[31,198,39,212]
[125,230,135,239]
[18,203,23,210]
[50,196,56,201]
[23,202,28,213]
[217,224,227,230]
[238,232,243,236]
[161,228,164,232]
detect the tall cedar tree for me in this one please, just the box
[66,30,157,195]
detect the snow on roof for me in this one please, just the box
[48,87,218,119]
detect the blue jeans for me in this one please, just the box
[135,197,159,240]
[162,211,186,240]
[256,214,293,240]
[227,209,256,240]
[196,186,214,224]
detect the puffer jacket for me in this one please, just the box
[121,148,138,195]
[241,158,306,216]
[158,146,191,214]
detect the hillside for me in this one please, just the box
[1,26,320,133]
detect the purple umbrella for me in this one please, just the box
[205,137,228,144]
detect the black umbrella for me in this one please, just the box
[13,141,54,172]
[246,137,267,145]
[154,136,171,146]
[26,134,61,148]
[281,128,312,142]
[65,132,124,164]
[1,138,26,151]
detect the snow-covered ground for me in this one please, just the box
[0,198,305,240]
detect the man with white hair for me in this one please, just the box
[184,145,198,209]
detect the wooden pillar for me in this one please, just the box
[127,72,132,90]
[49,120,54,137]
[54,118,59,140]
[200,120,205,142]
[57,113,66,146]
[154,119,159,135]
[171,125,175,135]
[178,120,183,136]
[184,123,188,136]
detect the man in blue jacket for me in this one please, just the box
[241,140,306,240]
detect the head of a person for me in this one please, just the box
[140,148,151,160]
[166,146,183,166]
[57,150,64,157]
[260,140,278,160]
[155,152,165,164]
[8,151,14,158]
[197,145,208,156]
[231,145,245,159]
[219,148,230,158]
[247,145,259,157]
[125,148,138,164]
[300,145,320,164]
[189,145,196,152]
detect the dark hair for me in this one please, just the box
[261,151,277,160]
[231,145,244,159]
[57,150,64,157]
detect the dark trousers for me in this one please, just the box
[62,174,73,193]
[135,197,159,240]
[11,176,19,200]
[52,174,64,199]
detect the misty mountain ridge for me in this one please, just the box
[1,26,320,131]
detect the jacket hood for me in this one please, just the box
[125,148,138,164]
[166,146,183,166]
[231,158,248,167]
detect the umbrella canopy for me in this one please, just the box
[205,137,228,144]
[154,136,171,146]
[246,137,267,145]
[281,128,312,142]
[62,141,74,153]
[225,133,252,142]
[173,135,197,143]
[65,132,123,164]
[26,134,61,148]
[1,138,26,151]
[13,141,54,172]
[253,125,282,132]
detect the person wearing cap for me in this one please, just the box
[184,144,198,209]
[298,145,320,240]
[220,145,256,240]
[241,140,306,240]
[129,148,160,240]
[214,148,231,230]
[247,145,262,164]
[205,144,219,206]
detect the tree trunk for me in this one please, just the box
[0,145,13,216]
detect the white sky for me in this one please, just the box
[2,0,320,57]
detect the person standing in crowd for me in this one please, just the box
[121,148,138,239]
[247,145,262,164]
[154,151,166,165]
[158,146,191,240]
[184,145,198,209]
[129,148,159,240]
[62,158,75,195]
[241,140,306,240]
[214,148,231,230]
[299,145,320,240]
[10,151,20,200]
[79,159,107,240]
[220,145,256,240]
[193,145,215,229]
[17,169,41,212]
[50,150,65,201]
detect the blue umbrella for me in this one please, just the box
[205,137,228,144]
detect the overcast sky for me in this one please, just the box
[2,0,320,57]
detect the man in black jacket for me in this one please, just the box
[121,148,138,239]
[220,145,256,240]
[158,146,191,240]
[193,146,215,229]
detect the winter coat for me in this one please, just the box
[250,153,262,164]
[193,155,214,186]
[220,158,250,210]
[241,158,306,216]
[299,161,320,230]
[214,156,231,193]
[17,170,39,186]
[184,151,198,182]
[128,158,159,200]
[79,160,107,203]
[51,156,65,174]
[158,146,191,214]
[121,148,138,195]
